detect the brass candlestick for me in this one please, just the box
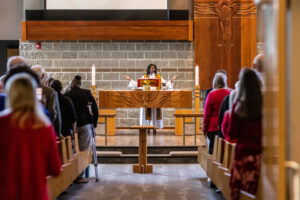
[91,85,97,99]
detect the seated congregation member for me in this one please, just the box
[203,73,230,154]
[0,73,61,200]
[125,64,177,134]
[204,70,227,106]
[65,75,98,183]
[222,68,262,200]
[50,80,77,138]
[31,65,62,137]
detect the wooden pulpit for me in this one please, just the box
[98,90,192,109]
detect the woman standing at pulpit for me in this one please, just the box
[125,64,177,133]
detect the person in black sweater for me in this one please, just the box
[218,95,229,138]
[65,75,98,183]
[50,80,77,138]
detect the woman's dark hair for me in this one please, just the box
[4,64,40,87]
[235,68,262,120]
[74,75,81,81]
[50,80,62,93]
[146,64,157,75]
[74,75,82,86]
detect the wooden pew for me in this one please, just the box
[65,136,74,160]
[198,136,262,200]
[57,138,68,164]
[47,134,92,200]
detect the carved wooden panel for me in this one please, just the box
[194,0,257,89]
[98,90,192,108]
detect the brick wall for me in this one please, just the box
[20,40,200,127]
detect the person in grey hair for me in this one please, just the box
[252,53,264,89]
[31,65,62,137]
[6,56,26,72]
[204,69,228,106]
[203,73,230,155]
[252,53,264,73]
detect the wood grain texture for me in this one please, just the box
[22,20,193,41]
[175,109,194,136]
[98,90,192,108]
[98,109,116,136]
[133,127,153,173]
[7,49,19,58]
[21,21,26,41]
[193,0,257,89]
[47,135,91,200]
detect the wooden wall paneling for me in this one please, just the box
[169,0,190,10]
[21,21,26,41]
[7,49,19,58]
[241,14,257,67]
[189,21,194,41]
[22,21,193,41]
[194,0,256,89]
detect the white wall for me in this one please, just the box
[24,0,43,10]
[0,0,23,40]
[46,0,167,10]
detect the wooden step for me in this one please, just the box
[169,151,198,156]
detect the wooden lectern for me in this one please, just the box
[130,125,155,173]
[98,90,192,173]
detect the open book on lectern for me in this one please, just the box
[137,79,159,87]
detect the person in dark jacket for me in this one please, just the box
[50,80,77,138]
[218,95,230,138]
[65,75,98,183]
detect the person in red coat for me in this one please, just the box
[222,68,262,200]
[0,73,61,200]
[203,73,230,154]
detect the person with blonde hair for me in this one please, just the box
[0,74,61,200]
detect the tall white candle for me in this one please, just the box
[92,64,96,86]
[195,65,199,86]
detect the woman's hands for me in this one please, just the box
[124,75,131,81]
[171,75,178,82]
